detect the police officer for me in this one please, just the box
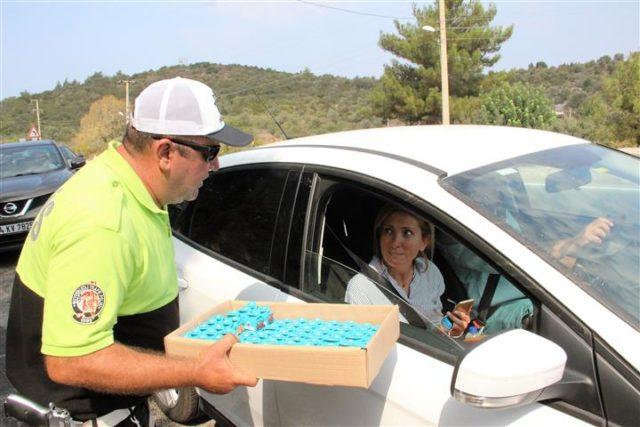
[6,77,258,426]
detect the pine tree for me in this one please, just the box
[372,0,512,124]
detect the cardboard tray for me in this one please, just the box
[164,300,399,387]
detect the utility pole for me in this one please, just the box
[438,0,450,125]
[117,79,136,122]
[31,99,42,138]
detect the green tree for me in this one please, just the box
[553,95,611,144]
[71,95,125,156]
[603,53,640,145]
[372,0,512,124]
[481,83,555,128]
[450,96,484,124]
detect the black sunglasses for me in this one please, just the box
[153,136,220,162]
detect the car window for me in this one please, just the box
[302,180,534,361]
[58,145,76,162]
[0,144,65,178]
[435,230,535,334]
[187,168,289,275]
[442,144,640,330]
[168,200,192,236]
[299,178,538,362]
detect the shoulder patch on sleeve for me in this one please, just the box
[71,282,105,324]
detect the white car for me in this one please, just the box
[156,125,639,426]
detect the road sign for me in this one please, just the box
[27,125,40,141]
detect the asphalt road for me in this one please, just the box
[1,250,18,425]
[0,250,213,427]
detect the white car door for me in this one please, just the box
[170,166,303,426]
[170,160,600,426]
[175,232,589,426]
[175,236,302,426]
[268,173,589,426]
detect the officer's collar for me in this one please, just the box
[102,141,167,215]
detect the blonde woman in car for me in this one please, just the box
[345,204,470,337]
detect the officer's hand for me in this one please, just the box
[193,334,258,394]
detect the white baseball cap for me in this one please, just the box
[131,77,252,147]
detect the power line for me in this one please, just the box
[446,36,511,40]
[296,0,413,20]
[296,0,511,27]
[219,46,380,98]
[39,120,80,124]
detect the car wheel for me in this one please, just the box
[153,387,203,424]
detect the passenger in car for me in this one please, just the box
[443,169,617,333]
[29,150,62,172]
[437,235,534,334]
[345,205,470,337]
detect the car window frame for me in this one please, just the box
[57,144,76,162]
[170,159,618,423]
[299,167,540,361]
[169,154,640,422]
[170,163,309,298]
[593,335,640,426]
[298,165,612,423]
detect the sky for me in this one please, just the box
[1,0,639,100]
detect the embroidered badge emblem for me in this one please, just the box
[71,282,105,324]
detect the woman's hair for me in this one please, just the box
[373,204,435,267]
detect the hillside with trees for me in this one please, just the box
[483,53,639,145]
[1,52,637,158]
[0,64,381,157]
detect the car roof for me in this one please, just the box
[263,125,590,176]
[0,139,57,149]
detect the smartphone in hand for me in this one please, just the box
[453,298,474,315]
[441,299,474,330]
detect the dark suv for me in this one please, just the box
[0,140,85,252]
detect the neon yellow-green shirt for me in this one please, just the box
[17,141,178,356]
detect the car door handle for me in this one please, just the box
[177,274,189,291]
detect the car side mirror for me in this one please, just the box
[451,329,566,409]
[545,166,591,193]
[70,155,86,169]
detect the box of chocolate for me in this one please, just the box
[164,300,399,387]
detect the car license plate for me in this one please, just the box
[0,221,33,235]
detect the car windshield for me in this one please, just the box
[442,144,640,330]
[0,144,65,178]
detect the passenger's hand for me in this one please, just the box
[447,310,471,338]
[193,334,258,394]
[551,217,614,262]
[573,217,614,249]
